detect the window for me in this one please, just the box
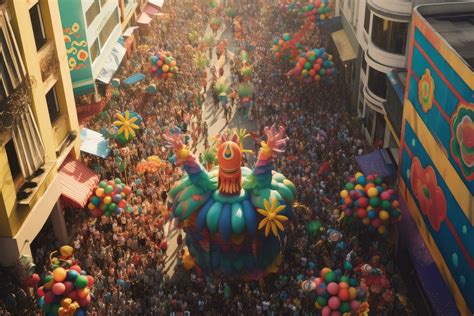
[90,39,99,63]
[29,3,47,50]
[364,106,374,135]
[368,67,388,99]
[0,78,6,109]
[6,139,21,179]
[99,10,119,47]
[371,15,408,55]
[0,53,13,92]
[361,51,367,75]
[374,112,385,143]
[86,0,101,27]
[364,6,370,33]
[46,86,60,123]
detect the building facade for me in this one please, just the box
[398,3,473,314]
[57,0,139,97]
[0,0,82,266]
[339,0,462,150]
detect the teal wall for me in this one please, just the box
[58,0,94,95]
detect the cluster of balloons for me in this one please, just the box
[148,53,178,80]
[287,47,336,82]
[88,178,132,217]
[340,172,402,234]
[300,0,332,25]
[302,268,366,315]
[37,265,94,316]
[270,33,303,61]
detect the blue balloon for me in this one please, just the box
[76,309,86,316]
[368,210,377,219]
[38,296,45,307]
[114,207,122,215]
[150,56,158,65]
[66,270,78,281]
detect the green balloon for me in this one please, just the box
[340,302,350,313]
[309,55,316,62]
[319,69,326,76]
[369,197,381,207]
[349,278,359,286]
[99,181,107,188]
[345,183,355,191]
[374,176,383,185]
[114,178,122,184]
[165,57,171,65]
[109,203,117,210]
[43,274,53,284]
[381,200,391,210]
[316,296,327,306]
[340,275,350,283]
[105,185,114,194]
[74,275,88,289]
[105,210,113,216]
[324,271,336,283]
[304,62,312,70]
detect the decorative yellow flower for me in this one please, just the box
[257,197,288,237]
[113,110,139,140]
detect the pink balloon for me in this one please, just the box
[52,282,66,295]
[322,306,331,316]
[350,300,361,311]
[68,290,78,301]
[330,311,341,316]
[328,296,341,310]
[327,282,339,295]
[79,294,91,308]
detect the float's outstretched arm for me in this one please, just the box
[252,125,288,187]
[164,130,216,189]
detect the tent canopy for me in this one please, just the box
[80,128,110,158]
[96,37,126,84]
[123,73,146,85]
[331,29,356,62]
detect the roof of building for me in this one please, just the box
[418,3,474,69]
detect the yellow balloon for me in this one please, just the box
[60,245,73,258]
[162,64,170,72]
[349,287,357,300]
[340,190,349,199]
[378,225,386,234]
[355,184,364,191]
[355,172,363,178]
[362,218,371,225]
[379,210,390,221]
[367,187,379,198]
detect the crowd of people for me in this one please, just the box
[0,1,415,315]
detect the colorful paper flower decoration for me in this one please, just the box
[450,104,474,180]
[410,157,446,231]
[113,110,139,140]
[257,197,288,237]
[418,69,435,113]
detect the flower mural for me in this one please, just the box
[64,22,89,71]
[450,104,474,180]
[410,157,446,231]
[418,69,435,113]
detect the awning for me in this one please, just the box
[96,37,126,84]
[123,26,139,38]
[144,3,160,16]
[137,12,152,25]
[123,73,146,85]
[331,29,356,62]
[355,149,396,178]
[147,0,164,8]
[58,156,99,208]
[80,128,110,158]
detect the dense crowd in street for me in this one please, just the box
[0,1,413,315]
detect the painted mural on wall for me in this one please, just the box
[64,22,89,71]
[408,28,474,189]
[58,0,94,94]
[402,23,474,312]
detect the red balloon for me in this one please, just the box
[87,275,95,287]
[52,282,66,295]
[70,265,82,273]
[317,58,323,65]
[298,57,306,65]
[357,208,368,219]
[44,291,55,304]
[313,64,321,71]
[64,281,74,294]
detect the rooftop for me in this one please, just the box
[418,3,474,69]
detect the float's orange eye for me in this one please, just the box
[223,143,234,160]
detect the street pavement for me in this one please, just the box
[164,22,256,277]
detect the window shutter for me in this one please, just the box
[12,105,45,178]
